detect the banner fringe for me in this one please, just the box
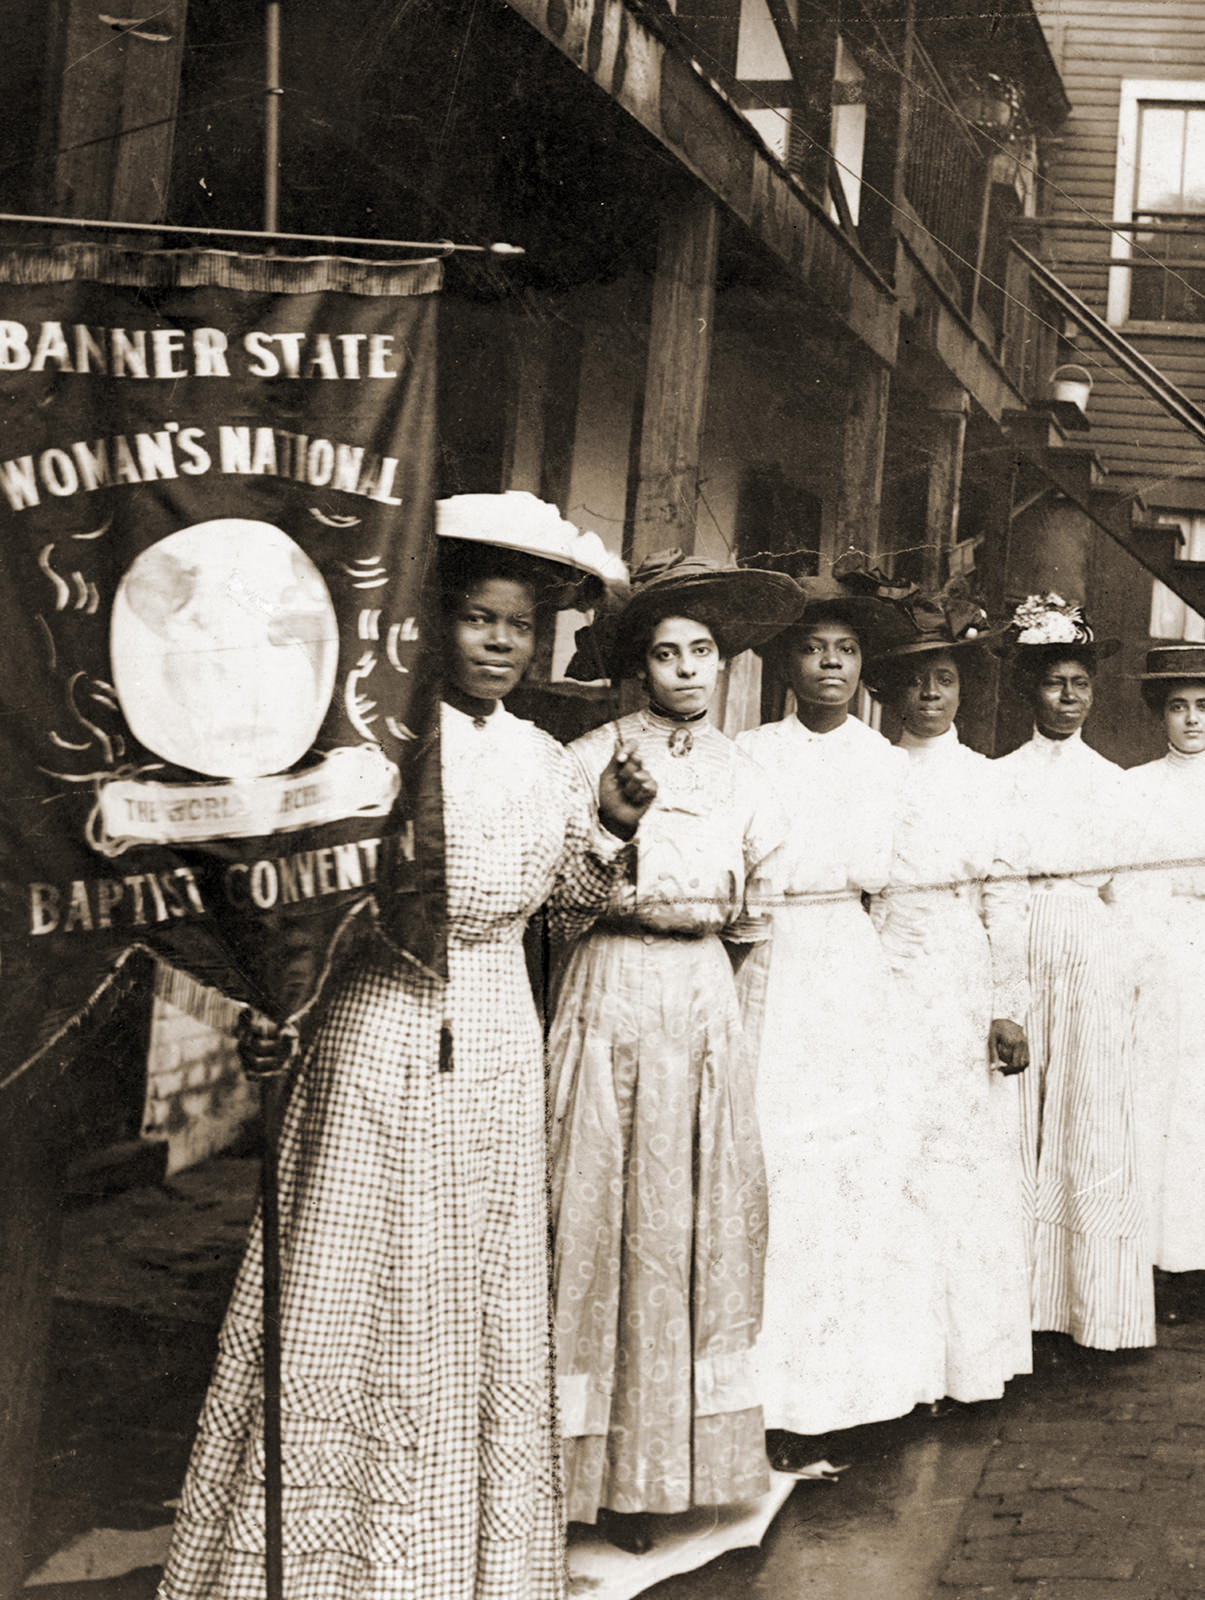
[0,244,443,297]
[151,962,244,1032]
[0,943,151,1096]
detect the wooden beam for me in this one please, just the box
[829,347,891,562]
[675,0,741,79]
[631,193,720,562]
[499,0,898,366]
[923,391,969,586]
[0,10,191,1582]
[50,0,189,221]
[849,0,913,274]
[0,1090,66,1600]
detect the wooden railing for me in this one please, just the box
[902,40,990,307]
[1009,230,1205,444]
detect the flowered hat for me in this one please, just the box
[996,592,1120,659]
[565,548,805,681]
[436,491,628,610]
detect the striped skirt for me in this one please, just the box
[1018,888,1154,1350]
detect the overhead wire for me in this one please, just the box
[673,4,1205,502]
[11,1,1205,504]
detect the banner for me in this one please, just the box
[0,244,444,1081]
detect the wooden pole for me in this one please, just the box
[262,16,285,1599]
[630,192,720,566]
[260,1069,287,1600]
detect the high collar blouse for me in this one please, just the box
[889,724,1011,888]
[569,706,783,935]
[736,712,907,898]
[993,727,1126,889]
[1125,744,1205,901]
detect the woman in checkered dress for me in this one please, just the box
[548,553,800,1553]
[159,496,655,1600]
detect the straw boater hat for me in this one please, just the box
[436,491,628,610]
[995,592,1120,662]
[1135,643,1205,682]
[862,579,1006,692]
[1135,643,1205,709]
[565,548,805,681]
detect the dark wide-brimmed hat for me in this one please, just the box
[756,556,917,660]
[565,548,805,681]
[436,491,628,610]
[994,592,1120,661]
[862,579,1007,692]
[1135,643,1205,681]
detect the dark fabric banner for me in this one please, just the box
[0,244,445,1083]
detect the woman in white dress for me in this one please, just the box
[865,584,1033,1405]
[734,570,944,1459]
[1125,644,1205,1275]
[549,551,800,1553]
[161,494,657,1600]
[995,594,1154,1352]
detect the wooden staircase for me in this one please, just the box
[1002,241,1205,620]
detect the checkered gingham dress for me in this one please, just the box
[160,702,628,1600]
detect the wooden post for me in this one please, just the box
[853,0,914,275]
[922,390,969,586]
[51,1,189,223]
[0,11,189,1592]
[630,193,720,566]
[0,1086,66,1599]
[828,348,891,566]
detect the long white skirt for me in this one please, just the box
[1019,890,1154,1349]
[1134,893,1205,1272]
[739,895,943,1436]
[877,890,1032,1402]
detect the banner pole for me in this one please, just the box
[260,1065,288,1600]
[0,211,523,252]
[262,11,284,1597]
[265,0,282,236]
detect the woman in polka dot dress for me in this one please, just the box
[548,551,800,1553]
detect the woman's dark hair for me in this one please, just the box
[437,539,566,616]
[758,607,864,677]
[1010,644,1097,703]
[431,540,565,683]
[863,644,983,704]
[1141,676,1205,715]
[616,605,724,682]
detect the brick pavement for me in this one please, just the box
[940,1278,1205,1600]
[23,1156,1205,1598]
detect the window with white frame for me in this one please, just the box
[1109,80,1205,326]
[1150,512,1205,640]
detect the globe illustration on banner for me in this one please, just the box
[110,519,340,779]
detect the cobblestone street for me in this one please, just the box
[21,1155,1205,1598]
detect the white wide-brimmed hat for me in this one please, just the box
[436,491,626,608]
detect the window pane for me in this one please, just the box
[1164,268,1205,322]
[1136,105,1186,210]
[1129,262,1166,319]
[1185,108,1205,210]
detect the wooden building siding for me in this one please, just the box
[1035,0,1205,503]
